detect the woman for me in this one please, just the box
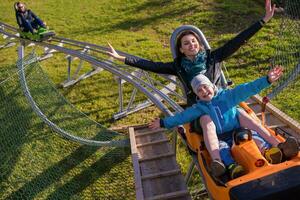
[15,2,47,34]
[108,0,275,105]
[107,0,277,173]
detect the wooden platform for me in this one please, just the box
[129,126,191,200]
[247,95,300,137]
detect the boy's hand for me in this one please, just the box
[149,118,161,130]
[268,65,283,83]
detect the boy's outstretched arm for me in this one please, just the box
[149,118,161,130]
[223,65,283,108]
[149,105,204,130]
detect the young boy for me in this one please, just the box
[150,66,299,179]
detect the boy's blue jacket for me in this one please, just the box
[162,76,270,134]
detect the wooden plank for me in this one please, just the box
[252,95,300,135]
[109,123,148,132]
[135,129,164,137]
[131,126,191,200]
[267,124,288,129]
[145,190,190,200]
[137,138,169,148]
[139,152,175,162]
[246,101,259,106]
[136,131,165,145]
[255,112,270,117]
[129,127,144,200]
[140,156,178,176]
[142,175,188,199]
[138,142,171,160]
[141,169,181,180]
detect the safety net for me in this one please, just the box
[224,0,300,122]
[0,53,135,199]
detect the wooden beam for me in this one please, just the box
[137,138,169,148]
[268,124,288,129]
[246,101,259,106]
[141,169,181,180]
[129,127,144,200]
[255,112,270,117]
[145,190,190,200]
[135,129,164,137]
[252,95,300,135]
[139,152,175,162]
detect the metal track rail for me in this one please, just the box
[1,22,184,147]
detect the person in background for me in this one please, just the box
[15,2,47,34]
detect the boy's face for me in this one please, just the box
[196,84,214,101]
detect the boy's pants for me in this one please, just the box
[219,131,271,167]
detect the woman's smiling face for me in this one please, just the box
[179,34,200,59]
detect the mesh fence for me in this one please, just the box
[224,0,300,121]
[0,54,135,199]
[266,0,300,121]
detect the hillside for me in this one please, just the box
[0,1,299,199]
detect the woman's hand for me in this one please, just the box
[149,118,161,130]
[268,65,283,83]
[263,0,276,23]
[106,43,126,62]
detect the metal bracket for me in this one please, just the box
[61,46,103,87]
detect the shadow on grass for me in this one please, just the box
[0,85,33,188]
[1,62,131,199]
[109,7,193,32]
[132,0,173,11]
[23,64,124,139]
[47,147,130,199]
[6,143,130,200]
[208,0,264,34]
[71,0,195,35]
[80,0,265,36]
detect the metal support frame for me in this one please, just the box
[172,129,178,157]
[18,44,24,60]
[113,70,179,120]
[61,46,103,87]
[38,42,63,61]
[16,46,130,147]
[2,20,184,146]
[0,26,16,49]
[185,161,195,184]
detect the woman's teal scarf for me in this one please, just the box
[181,51,207,83]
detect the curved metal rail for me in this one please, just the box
[0,22,184,147]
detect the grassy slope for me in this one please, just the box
[0,0,299,199]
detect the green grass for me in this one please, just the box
[0,0,299,199]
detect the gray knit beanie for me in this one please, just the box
[191,74,214,94]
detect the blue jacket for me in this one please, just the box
[162,76,270,134]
